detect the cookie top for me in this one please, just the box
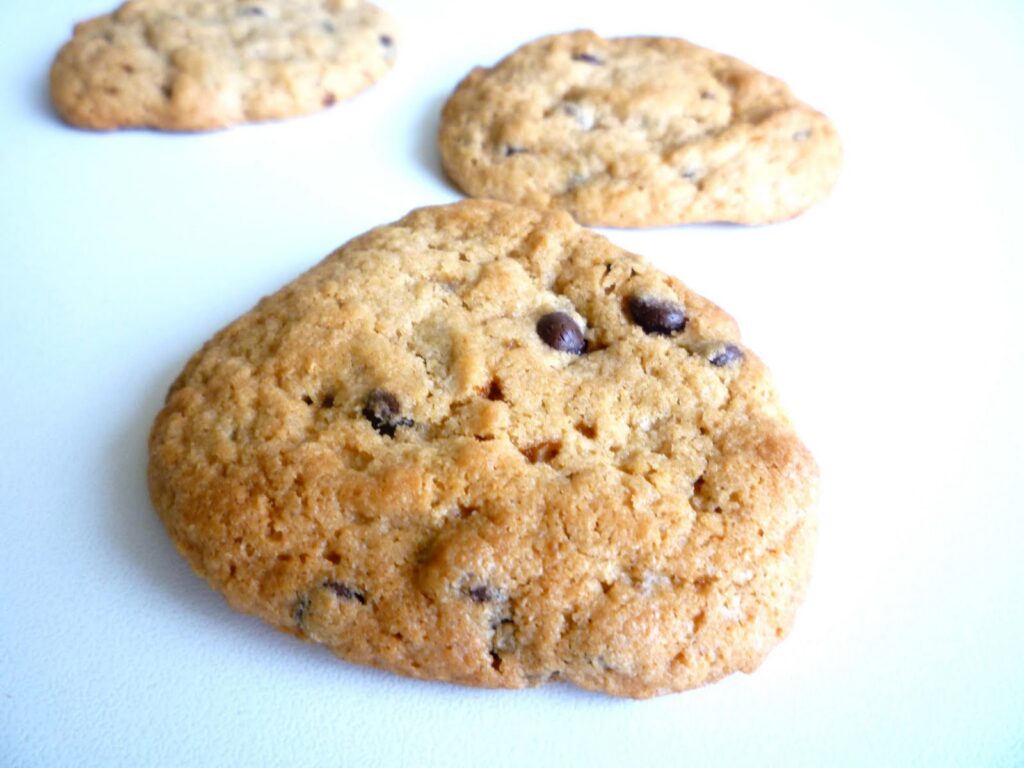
[51,0,396,131]
[148,200,818,698]
[439,31,842,226]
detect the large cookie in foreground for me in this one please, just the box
[439,31,842,227]
[148,200,818,698]
[51,0,396,131]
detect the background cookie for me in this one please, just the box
[439,31,842,226]
[148,200,818,698]
[51,0,397,131]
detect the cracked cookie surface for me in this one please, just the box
[439,31,842,226]
[51,0,396,131]
[148,200,818,698]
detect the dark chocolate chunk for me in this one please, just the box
[693,474,705,496]
[293,594,310,627]
[537,312,586,354]
[468,585,494,603]
[363,389,414,437]
[572,52,604,65]
[323,580,366,605]
[521,440,562,464]
[486,378,505,401]
[575,421,597,439]
[379,34,393,47]
[320,393,335,408]
[323,92,337,107]
[504,145,528,157]
[709,343,744,367]
[490,610,517,670]
[628,295,686,335]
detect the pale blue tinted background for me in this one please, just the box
[1,1,1022,766]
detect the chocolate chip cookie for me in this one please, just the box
[51,0,396,131]
[148,200,818,698]
[439,31,842,226]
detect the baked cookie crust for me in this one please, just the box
[51,0,396,131]
[148,200,818,697]
[439,31,842,226]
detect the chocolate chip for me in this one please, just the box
[793,129,812,142]
[293,594,310,627]
[323,92,337,107]
[320,393,335,408]
[238,5,265,15]
[521,440,561,464]
[301,394,314,405]
[504,145,528,157]
[693,474,705,496]
[379,34,393,47]
[709,343,744,367]
[486,378,505,401]
[363,389,414,437]
[537,312,586,354]
[323,580,366,605]
[572,52,604,65]
[468,585,494,603]
[575,422,597,439]
[628,295,686,335]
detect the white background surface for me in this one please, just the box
[2,1,1022,766]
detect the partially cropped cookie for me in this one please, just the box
[439,31,842,226]
[51,0,396,131]
[148,200,818,698]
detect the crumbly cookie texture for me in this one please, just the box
[439,31,842,227]
[51,0,396,131]
[148,200,818,698]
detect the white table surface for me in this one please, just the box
[2,1,1022,766]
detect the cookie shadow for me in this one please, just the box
[412,90,460,193]
[100,362,637,702]
[96,360,423,688]
[102,360,304,643]
[101,357,231,622]
[34,63,61,124]
[101,358,351,666]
